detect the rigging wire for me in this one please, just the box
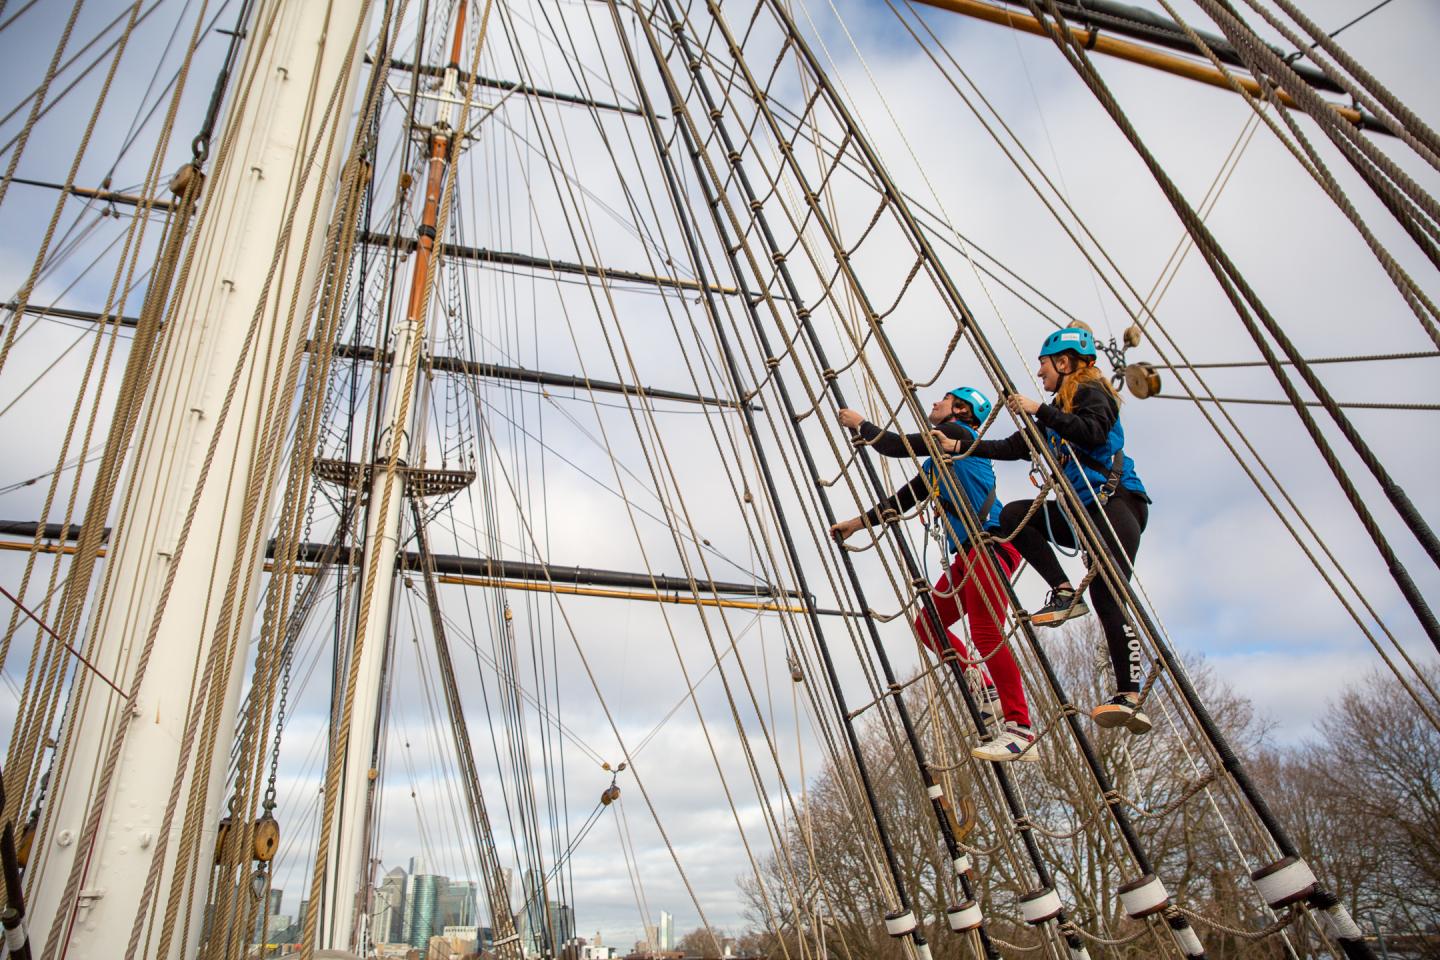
[10,0,1433,951]
[1152,394,1439,412]
[1306,0,1398,49]
[1162,349,1439,369]
[881,0,1440,715]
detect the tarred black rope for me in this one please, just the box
[190,0,260,162]
[1014,1,1386,953]
[1020,0,1440,658]
[688,2,1184,954]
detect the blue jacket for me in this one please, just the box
[858,420,1001,553]
[972,381,1148,508]
[1043,420,1146,508]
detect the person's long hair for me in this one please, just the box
[1054,358,1121,412]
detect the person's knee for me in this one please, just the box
[913,614,944,653]
[998,499,1029,534]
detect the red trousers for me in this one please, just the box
[913,541,1029,727]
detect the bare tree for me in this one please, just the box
[734,624,1347,959]
[1257,666,1440,955]
[676,926,726,958]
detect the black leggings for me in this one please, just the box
[999,490,1149,693]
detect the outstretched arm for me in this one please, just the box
[842,413,971,459]
[830,473,928,541]
[933,428,1031,461]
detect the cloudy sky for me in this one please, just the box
[0,0,1436,950]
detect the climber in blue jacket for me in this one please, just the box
[832,388,1035,762]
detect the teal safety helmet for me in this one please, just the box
[1039,327,1097,360]
[946,386,992,424]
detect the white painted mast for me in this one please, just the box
[22,1,372,956]
[321,6,471,952]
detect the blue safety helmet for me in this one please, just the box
[1039,327,1098,360]
[946,386,992,424]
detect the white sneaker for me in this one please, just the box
[963,668,1002,722]
[978,686,1002,727]
[971,723,1039,763]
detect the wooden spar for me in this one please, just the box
[7,175,176,211]
[0,538,823,613]
[357,230,741,294]
[380,56,645,116]
[0,302,751,408]
[909,0,1368,129]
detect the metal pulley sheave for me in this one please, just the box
[1104,323,1162,399]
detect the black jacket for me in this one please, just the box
[970,382,1119,462]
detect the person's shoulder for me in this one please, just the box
[1074,379,1118,411]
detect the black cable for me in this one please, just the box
[606,0,936,942]
[1034,0,1440,660]
[189,0,259,162]
[1160,349,1438,369]
[1315,0,1397,46]
[1152,394,1439,412]
[1012,0,1392,952]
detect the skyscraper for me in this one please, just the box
[402,873,442,948]
[519,896,575,958]
[438,879,478,928]
[252,888,284,942]
[658,912,674,952]
[371,866,407,944]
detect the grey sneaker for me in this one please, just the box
[1029,587,1089,627]
[1090,693,1152,735]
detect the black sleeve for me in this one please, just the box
[855,421,932,458]
[863,473,929,526]
[968,431,1033,462]
[1034,383,1116,448]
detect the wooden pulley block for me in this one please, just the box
[600,785,621,806]
[168,163,202,197]
[1122,323,1143,348]
[1124,361,1161,399]
[252,814,280,863]
[214,817,232,866]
